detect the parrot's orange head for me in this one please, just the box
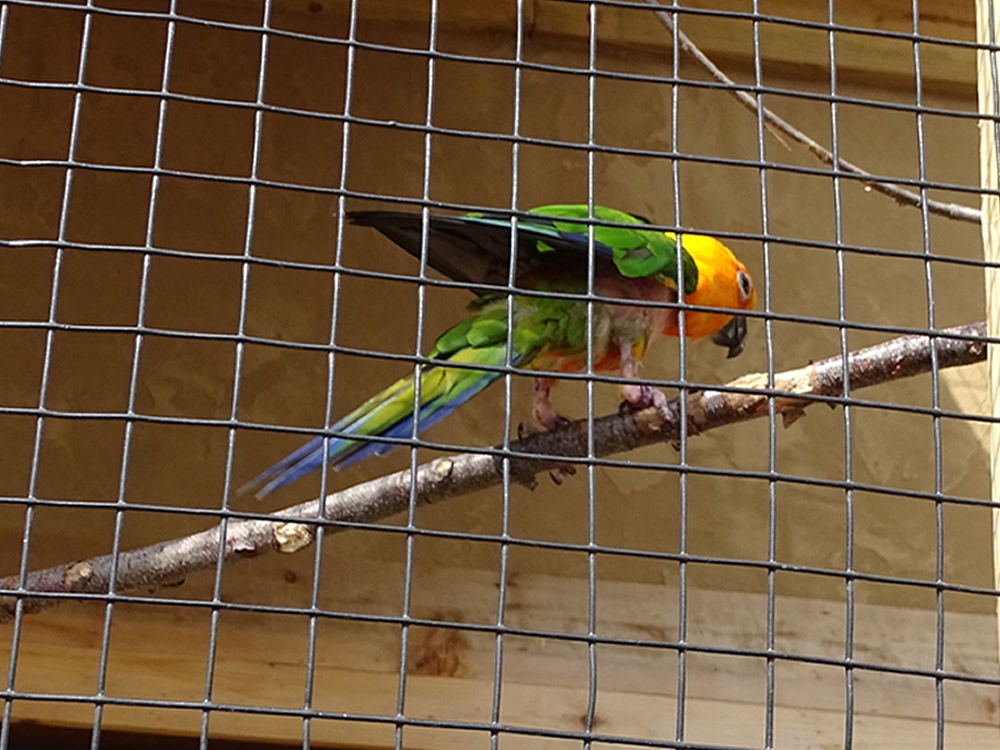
[661,233,756,354]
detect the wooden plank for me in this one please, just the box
[2,560,998,747]
[10,681,1000,749]
[529,0,974,95]
[300,0,978,96]
[976,0,1000,669]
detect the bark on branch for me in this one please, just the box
[0,322,987,622]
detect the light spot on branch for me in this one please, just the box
[274,522,314,554]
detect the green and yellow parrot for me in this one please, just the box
[241,205,756,498]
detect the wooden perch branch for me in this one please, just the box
[0,322,986,622]
[645,0,982,224]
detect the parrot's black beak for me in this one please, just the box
[712,315,747,359]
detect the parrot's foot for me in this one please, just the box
[517,419,569,440]
[516,420,578,485]
[532,376,572,432]
[620,382,672,422]
[518,376,587,485]
[620,383,703,449]
[534,413,574,432]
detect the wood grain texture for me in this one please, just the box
[976,0,1000,667]
[296,0,977,94]
[3,560,1000,747]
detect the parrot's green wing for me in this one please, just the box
[348,205,699,295]
[524,204,696,288]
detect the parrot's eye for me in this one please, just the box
[737,270,753,303]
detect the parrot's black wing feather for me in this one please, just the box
[348,210,616,293]
[349,211,511,288]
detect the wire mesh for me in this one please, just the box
[0,0,997,749]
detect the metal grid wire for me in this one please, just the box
[0,0,997,748]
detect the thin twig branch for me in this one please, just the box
[0,322,987,622]
[646,1,982,224]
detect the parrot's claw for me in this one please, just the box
[542,414,574,431]
[548,464,577,485]
[532,405,573,432]
[620,383,672,422]
[527,376,578,483]
[517,421,529,440]
[621,384,703,449]
[531,376,575,433]
[517,419,578,485]
[519,414,573,438]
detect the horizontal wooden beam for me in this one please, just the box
[314,0,977,97]
[4,560,998,747]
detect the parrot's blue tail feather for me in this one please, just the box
[245,357,509,499]
[334,372,499,470]
[235,436,324,497]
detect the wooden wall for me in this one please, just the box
[0,0,996,745]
